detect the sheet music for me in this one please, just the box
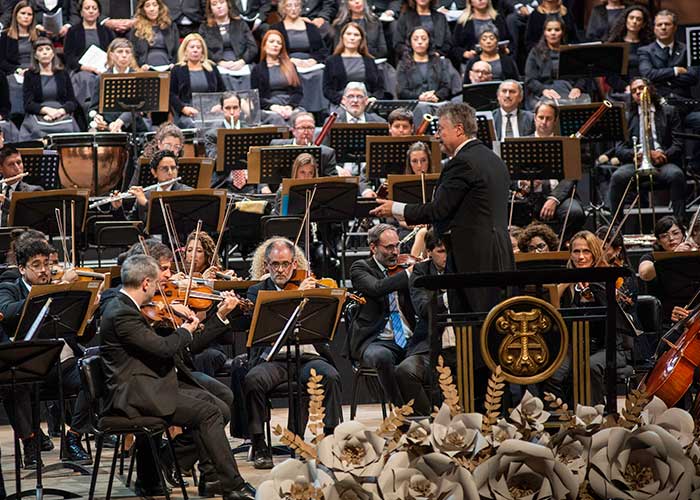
[13,73,23,85]
[218,65,251,77]
[149,64,172,72]
[42,8,63,34]
[443,9,463,22]
[297,63,325,74]
[79,45,108,73]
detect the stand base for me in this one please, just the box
[7,487,81,500]
[24,461,91,478]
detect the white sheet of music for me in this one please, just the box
[79,45,108,73]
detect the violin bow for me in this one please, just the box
[556,184,576,251]
[293,185,318,252]
[210,193,236,268]
[54,208,70,270]
[597,176,636,259]
[70,200,76,268]
[420,172,426,204]
[166,204,187,272]
[138,235,178,325]
[183,220,203,308]
[594,194,640,268]
[159,198,183,275]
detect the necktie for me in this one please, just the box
[232,169,247,190]
[505,113,514,138]
[388,291,406,348]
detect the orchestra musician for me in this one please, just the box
[388,107,414,137]
[492,79,534,141]
[0,238,91,468]
[242,238,342,470]
[100,253,253,499]
[110,149,192,224]
[516,222,559,253]
[273,152,318,215]
[0,146,43,227]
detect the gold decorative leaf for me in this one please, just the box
[273,424,317,460]
[543,391,573,426]
[620,386,650,429]
[306,368,326,445]
[377,400,414,437]
[436,356,461,416]
[482,366,505,433]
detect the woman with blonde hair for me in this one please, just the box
[251,30,302,124]
[129,0,178,68]
[90,38,150,132]
[274,153,318,214]
[170,32,225,127]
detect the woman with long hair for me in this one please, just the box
[524,17,589,108]
[451,0,508,67]
[90,38,149,132]
[170,32,225,127]
[19,37,80,139]
[394,0,452,59]
[274,152,318,214]
[524,0,578,52]
[323,22,384,105]
[198,0,257,90]
[332,0,387,58]
[403,141,433,175]
[129,0,178,68]
[397,27,451,104]
[605,5,654,94]
[0,1,39,118]
[63,0,115,118]
[463,25,519,82]
[586,0,628,41]
[251,30,303,124]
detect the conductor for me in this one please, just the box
[371,102,514,313]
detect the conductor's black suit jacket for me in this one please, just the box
[347,257,416,360]
[403,139,514,312]
[100,291,192,418]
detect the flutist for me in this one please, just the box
[0,146,43,227]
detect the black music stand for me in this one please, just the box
[0,340,69,500]
[558,103,627,142]
[146,189,226,240]
[8,190,89,238]
[387,174,440,204]
[367,100,418,119]
[247,289,344,438]
[476,113,497,149]
[284,178,359,279]
[14,283,98,479]
[137,157,214,188]
[329,123,389,163]
[247,146,322,185]
[514,251,570,271]
[216,127,289,173]
[462,81,503,111]
[558,43,629,80]
[366,136,441,179]
[686,27,700,67]
[652,251,700,320]
[16,149,60,190]
[499,137,582,181]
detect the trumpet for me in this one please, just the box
[637,86,656,177]
[415,114,435,135]
[88,177,182,209]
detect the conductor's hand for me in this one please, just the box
[671,306,690,323]
[540,199,557,220]
[370,198,394,218]
[217,291,240,317]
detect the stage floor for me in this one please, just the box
[0,404,386,499]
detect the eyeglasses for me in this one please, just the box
[471,69,492,75]
[344,94,365,101]
[377,243,399,252]
[26,261,50,271]
[658,229,683,241]
[268,261,293,271]
[294,126,315,131]
[527,242,548,253]
[157,165,178,172]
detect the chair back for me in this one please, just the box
[79,354,106,425]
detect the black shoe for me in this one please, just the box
[134,480,171,497]
[198,477,223,497]
[22,437,42,470]
[252,446,273,470]
[159,456,188,488]
[102,434,118,449]
[63,432,92,465]
[39,429,54,452]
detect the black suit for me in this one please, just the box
[492,107,534,140]
[232,0,272,24]
[300,0,337,23]
[609,104,686,222]
[198,19,258,64]
[394,10,452,59]
[0,34,24,74]
[242,278,341,436]
[63,23,115,71]
[1,181,44,227]
[638,41,699,99]
[348,257,416,407]
[270,21,329,63]
[163,0,206,29]
[129,25,179,67]
[100,291,245,491]
[169,64,225,114]
[250,61,303,109]
[23,70,79,115]
[322,55,385,105]
[335,108,386,123]
[450,15,509,68]
[0,278,89,437]
[397,56,452,102]
[403,140,514,313]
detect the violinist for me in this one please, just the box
[0,238,91,467]
[555,230,631,406]
[110,149,192,224]
[100,250,253,499]
[348,224,417,414]
[242,238,342,470]
[182,229,237,281]
[516,222,559,253]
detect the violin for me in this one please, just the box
[387,254,418,276]
[141,302,188,329]
[156,281,255,313]
[283,269,366,304]
[51,264,106,283]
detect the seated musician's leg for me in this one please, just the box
[361,340,406,408]
[608,164,636,214]
[396,353,431,416]
[58,359,92,463]
[229,354,250,439]
[193,347,228,377]
[0,390,42,469]
[653,163,686,223]
[242,361,288,469]
[299,358,342,434]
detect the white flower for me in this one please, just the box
[640,396,695,447]
[509,391,550,433]
[397,419,432,448]
[378,451,479,500]
[323,478,379,500]
[588,424,697,500]
[255,459,328,500]
[430,403,487,457]
[573,403,605,428]
[551,434,589,485]
[473,439,579,500]
[487,418,522,448]
[317,421,386,474]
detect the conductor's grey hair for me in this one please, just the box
[437,103,478,138]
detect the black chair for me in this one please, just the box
[78,354,188,500]
[634,294,664,371]
[92,221,144,267]
[261,215,304,243]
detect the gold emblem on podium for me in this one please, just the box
[481,296,568,384]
